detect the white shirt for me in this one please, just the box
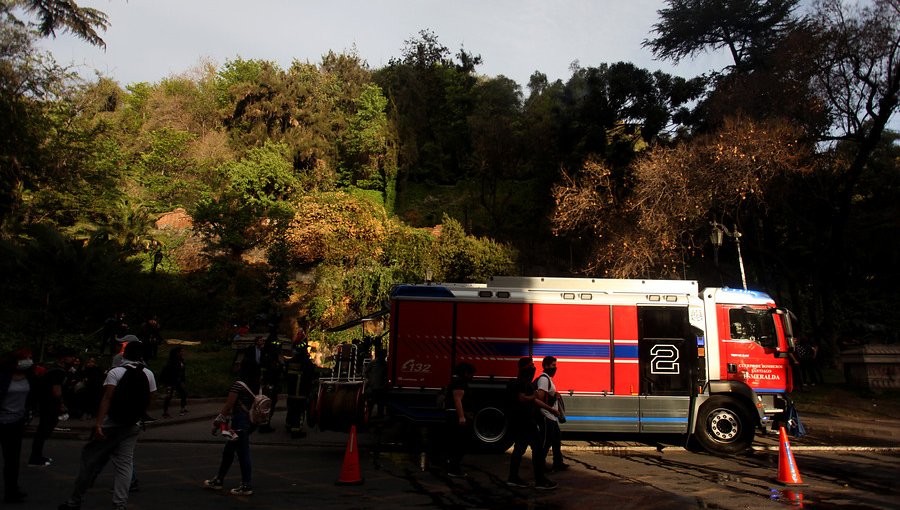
[102,362,158,427]
[536,373,559,422]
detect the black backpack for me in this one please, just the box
[107,364,150,425]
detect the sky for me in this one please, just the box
[39,0,735,89]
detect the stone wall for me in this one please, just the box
[841,345,900,390]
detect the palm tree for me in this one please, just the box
[2,0,109,48]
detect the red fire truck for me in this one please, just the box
[386,276,797,455]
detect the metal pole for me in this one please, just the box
[733,226,747,290]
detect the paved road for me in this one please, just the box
[18,403,900,510]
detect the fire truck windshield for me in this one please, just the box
[729,307,778,348]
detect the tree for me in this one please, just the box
[339,83,397,204]
[0,1,111,234]
[374,30,480,184]
[552,117,811,278]
[193,142,297,260]
[807,0,900,350]
[2,0,109,48]
[433,214,517,282]
[644,0,803,70]
[468,75,523,234]
[0,224,138,353]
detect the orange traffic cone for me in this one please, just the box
[336,425,364,485]
[776,425,805,486]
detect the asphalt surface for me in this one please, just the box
[17,397,899,510]
[41,395,900,451]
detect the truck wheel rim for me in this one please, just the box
[708,409,739,442]
[473,407,507,444]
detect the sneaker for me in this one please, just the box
[447,470,469,478]
[229,485,253,496]
[179,408,188,416]
[506,477,528,488]
[535,478,558,490]
[27,457,52,467]
[203,478,223,490]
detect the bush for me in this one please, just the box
[434,214,517,282]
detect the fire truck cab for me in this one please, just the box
[386,276,796,455]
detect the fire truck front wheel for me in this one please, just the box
[695,396,755,455]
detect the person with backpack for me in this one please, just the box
[58,341,156,510]
[507,357,558,490]
[203,360,264,497]
[28,347,76,467]
[535,356,569,473]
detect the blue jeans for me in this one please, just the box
[216,428,252,486]
[64,424,139,510]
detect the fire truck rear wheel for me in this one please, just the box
[695,396,754,455]
[472,405,512,452]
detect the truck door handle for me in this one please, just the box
[727,363,737,374]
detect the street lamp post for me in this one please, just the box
[710,221,747,290]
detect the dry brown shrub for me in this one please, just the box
[553,117,811,278]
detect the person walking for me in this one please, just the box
[446,362,475,478]
[141,316,162,361]
[160,347,188,418]
[58,341,156,510]
[203,361,260,496]
[29,347,76,467]
[258,334,282,433]
[0,348,35,504]
[507,357,557,490]
[535,356,569,473]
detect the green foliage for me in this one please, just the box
[339,83,396,193]
[382,221,434,282]
[433,214,517,282]
[214,57,267,108]
[374,30,480,185]
[193,141,297,258]
[0,224,141,353]
[135,128,201,208]
[225,141,297,205]
[342,263,395,315]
